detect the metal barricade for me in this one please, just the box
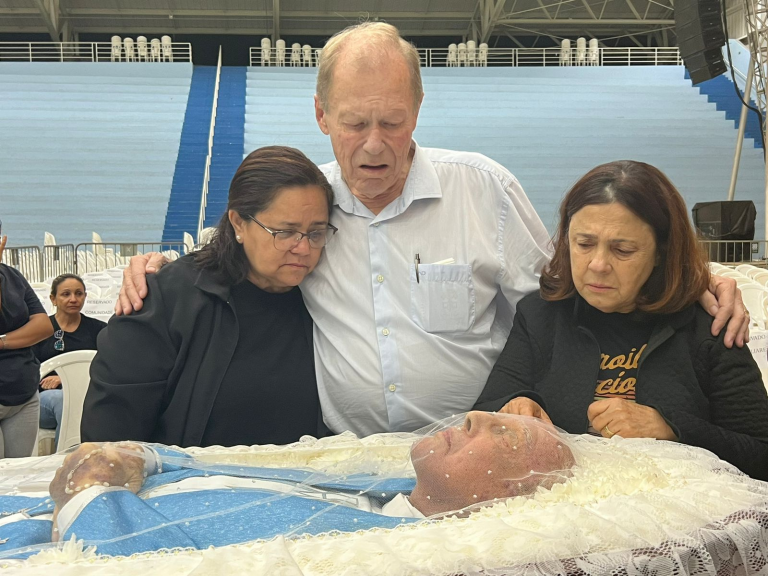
[1,246,43,283]
[75,242,186,274]
[698,240,768,264]
[42,244,76,280]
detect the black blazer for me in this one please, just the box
[81,255,327,447]
[474,291,768,481]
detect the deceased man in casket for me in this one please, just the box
[0,412,767,575]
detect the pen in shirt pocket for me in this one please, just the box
[414,256,456,284]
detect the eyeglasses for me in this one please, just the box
[53,330,65,352]
[246,216,338,251]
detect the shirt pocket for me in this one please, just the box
[410,264,476,333]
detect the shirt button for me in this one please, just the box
[382,328,390,336]
[389,384,397,392]
[376,274,384,283]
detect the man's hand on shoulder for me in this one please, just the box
[699,274,749,348]
[115,252,169,316]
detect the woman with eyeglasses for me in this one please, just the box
[81,146,338,447]
[31,274,106,447]
[0,234,54,457]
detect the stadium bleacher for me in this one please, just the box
[0,61,192,247]
[240,65,767,234]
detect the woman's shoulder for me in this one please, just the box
[150,254,203,292]
[517,291,574,318]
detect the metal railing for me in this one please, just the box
[699,240,768,264]
[198,47,223,243]
[42,244,76,280]
[1,246,44,283]
[75,242,185,274]
[0,41,192,63]
[249,46,681,68]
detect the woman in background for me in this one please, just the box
[33,274,106,447]
[0,234,54,457]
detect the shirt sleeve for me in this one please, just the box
[496,176,552,322]
[81,276,177,443]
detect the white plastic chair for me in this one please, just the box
[161,35,173,62]
[479,43,488,66]
[560,39,571,66]
[458,43,467,66]
[717,269,745,279]
[302,45,312,66]
[44,231,56,246]
[110,36,122,62]
[260,37,271,66]
[747,267,768,279]
[276,39,286,66]
[735,276,758,288]
[575,37,587,65]
[150,38,161,62]
[741,285,768,329]
[183,232,195,254]
[137,36,148,61]
[447,43,457,67]
[753,271,768,286]
[198,226,216,246]
[587,38,599,65]
[123,37,135,62]
[736,264,757,275]
[39,350,97,452]
[466,40,477,66]
[315,49,322,66]
[290,43,301,66]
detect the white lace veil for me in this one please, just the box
[0,411,766,575]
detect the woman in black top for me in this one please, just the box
[0,235,54,457]
[81,146,338,447]
[32,274,107,446]
[474,161,768,480]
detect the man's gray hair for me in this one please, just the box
[316,22,424,111]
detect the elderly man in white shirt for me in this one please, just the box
[117,23,747,437]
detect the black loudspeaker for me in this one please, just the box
[692,200,756,262]
[675,0,727,85]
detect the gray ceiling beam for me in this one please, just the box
[623,0,644,19]
[497,17,673,24]
[32,0,61,41]
[580,0,598,19]
[60,9,476,19]
[535,0,554,18]
[272,0,279,43]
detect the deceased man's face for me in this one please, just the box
[410,412,574,513]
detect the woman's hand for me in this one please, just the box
[40,375,62,390]
[499,396,553,424]
[587,398,677,441]
[50,442,147,540]
[115,253,169,316]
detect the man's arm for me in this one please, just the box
[115,252,169,315]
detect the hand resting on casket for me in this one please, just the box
[50,442,147,540]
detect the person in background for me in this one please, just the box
[474,160,768,481]
[0,234,54,457]
[32,274,106,447]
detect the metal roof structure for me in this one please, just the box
[0,0,680,47]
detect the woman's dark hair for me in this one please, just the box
[193,146,334,284]
[50,274,86,297]
[541,160,710,314]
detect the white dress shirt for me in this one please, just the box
[302,142,551,436]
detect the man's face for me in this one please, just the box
[314,50,421,205]
[410,412,574,513]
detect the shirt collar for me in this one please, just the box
[329,140,442,221]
